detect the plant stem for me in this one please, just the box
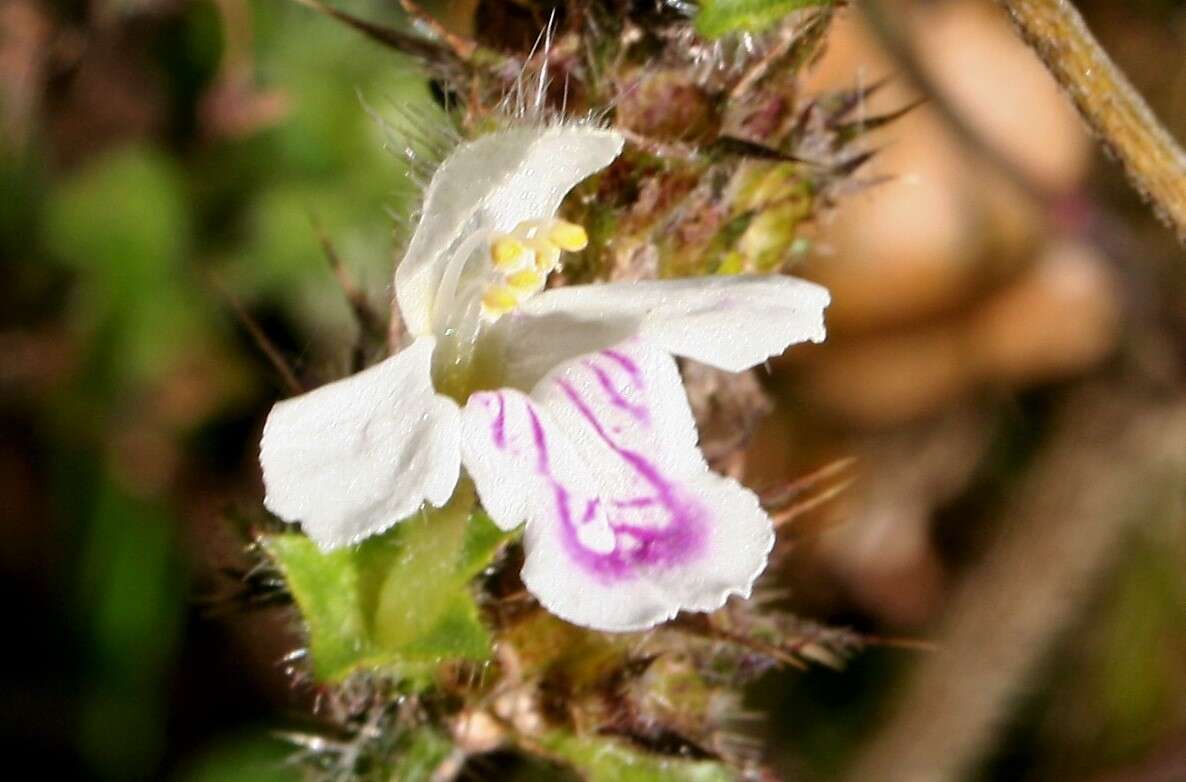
[994,0,1186,243]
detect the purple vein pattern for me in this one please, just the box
[470,346,710,583]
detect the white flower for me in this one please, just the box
[259,123,830,632]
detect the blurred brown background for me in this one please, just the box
[3,1,1186,780]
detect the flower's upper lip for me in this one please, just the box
[394,124,624,338]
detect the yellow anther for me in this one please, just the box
[481,285,519,316]
[549,221,588,252]
[529,239,561,272]
[491,236,528,270]
[507,270,543,291]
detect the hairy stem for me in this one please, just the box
[994,0,1186,242]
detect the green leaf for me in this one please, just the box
[694,0,829,39]
[264,486,512,682]
[541,734,736,782]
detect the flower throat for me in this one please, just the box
[430,216,589,401]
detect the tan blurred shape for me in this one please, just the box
[773,1,1122,630]
[797,239,1120,427]
[789,1,1115,428]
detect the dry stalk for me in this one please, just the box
[995,0,1186,243]
[841,385,1186,782]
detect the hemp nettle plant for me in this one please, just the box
[244,0,896,778]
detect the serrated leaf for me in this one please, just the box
[264,483,512,682]
[695,0,829,39]
[541,734,737,782]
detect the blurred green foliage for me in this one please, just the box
[78,479,186,779]
[3,0,438,779]
[176,733,297,782]
[43,146,203,382]
[980,522,1186,780]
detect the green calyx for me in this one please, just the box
[263,481,512,683]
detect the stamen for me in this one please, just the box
[549,221,588,252]
[491,236,528,270]
[479,217,589,321]
[481,286,519,316]
[508,270,543,291]
[528,238,561,272]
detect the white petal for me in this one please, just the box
[395,125,624,337]
[259,337,461,550]
[461,340,774,631]
[498,274,830,389]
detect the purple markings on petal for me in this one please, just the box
[601,348,642,380]
[473,370,708,583]
[552,373,708,582]
[525,403,551,476]
[584,358,649,424]
[491,392,507,449]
